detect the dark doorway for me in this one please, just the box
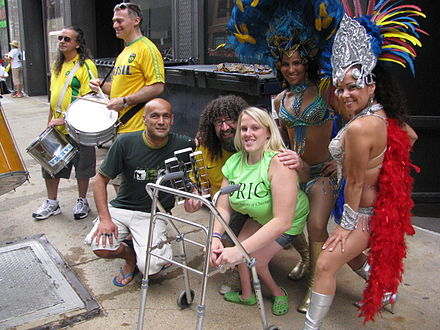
[21,0,46,96]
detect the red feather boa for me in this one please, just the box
[359,118,418,323]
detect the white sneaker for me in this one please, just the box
[73,198,90,220]
[32,200,61,220]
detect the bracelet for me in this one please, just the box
[340,204,359,231]
[212,232,222,240]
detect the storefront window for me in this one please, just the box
[205,0,238,64]
[136,0,172,58]
[45,0,65,68]
[0,0,9,62]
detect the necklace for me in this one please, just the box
[346,103,383,126]
[290,82,308,116]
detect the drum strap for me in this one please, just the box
[118,102,146,126]
[56,62,81,113]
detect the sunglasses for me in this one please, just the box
[113,2,142,17]
[57,35,73,42]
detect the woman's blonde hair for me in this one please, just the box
[234,107,286,154]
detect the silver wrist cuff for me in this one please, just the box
[340,204,359,231]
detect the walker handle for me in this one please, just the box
[162,171,184,182]
[219,184,241,195]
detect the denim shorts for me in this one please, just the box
[275,232,297,248]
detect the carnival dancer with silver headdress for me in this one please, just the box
[304,0,426,328]
[227,0,345,313]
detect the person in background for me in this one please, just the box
[0,63,9,95]
[6,40,23,98]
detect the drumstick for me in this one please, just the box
[88,70,109,102]
[72,95,108,105]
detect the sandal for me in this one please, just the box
[272,287,289,316]
[224,291,257,306]
[112,266,136,287]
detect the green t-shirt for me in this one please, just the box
[99,131,195,212]
[222,151,309,235]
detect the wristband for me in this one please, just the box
[212,232,223,240]
[340,204,359,231]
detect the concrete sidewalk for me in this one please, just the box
[0,95,439,329]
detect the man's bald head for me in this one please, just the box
[144,98,173,116]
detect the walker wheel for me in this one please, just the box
[177,289,195,309]
[267,325,279,330]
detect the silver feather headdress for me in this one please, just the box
[331,14,377,88]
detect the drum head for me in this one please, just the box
[0,171,28,196]
[66,95,118,132]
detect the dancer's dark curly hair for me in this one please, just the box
[53,26,92,76]
[373,62,408,124]
[198,95,249,160]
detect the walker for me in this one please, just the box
[136,148,278,330]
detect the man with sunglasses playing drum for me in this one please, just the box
[90,2,165,192]
[32,26,97,221]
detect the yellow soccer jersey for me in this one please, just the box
[110,36,165,134]
[50,55,97,135]
[195,145,234,197]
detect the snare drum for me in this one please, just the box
[0,104,29,196]
[65,94,118,146]
[26,127,78,176]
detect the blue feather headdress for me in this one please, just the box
[226,0,344,69]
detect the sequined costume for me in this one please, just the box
[329,104,387,183]
[279,91,333,155]
[278,90,338,195]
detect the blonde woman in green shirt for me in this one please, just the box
[211,107,310,316]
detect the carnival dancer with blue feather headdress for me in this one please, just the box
[304,0,426,328]
[227,0,345,314]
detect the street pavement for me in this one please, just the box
[0,94,439,330]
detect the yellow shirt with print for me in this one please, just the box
[50,55,98,135]
[110,36,165,134]
[194,145,234,197]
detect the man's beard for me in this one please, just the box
[220,136,236,152]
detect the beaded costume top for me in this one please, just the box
[279,92,332,128]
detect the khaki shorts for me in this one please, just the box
[84,205,172,275]
[12,67,23,85]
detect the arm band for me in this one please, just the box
[340,204,359,231]
[212,232,223,240]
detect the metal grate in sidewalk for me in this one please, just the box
[0,235,100,329]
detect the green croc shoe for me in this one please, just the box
[272,288,289,316]
[224,291,257,306]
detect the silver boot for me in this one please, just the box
[304,292,334,330]
[354,260,398,313]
